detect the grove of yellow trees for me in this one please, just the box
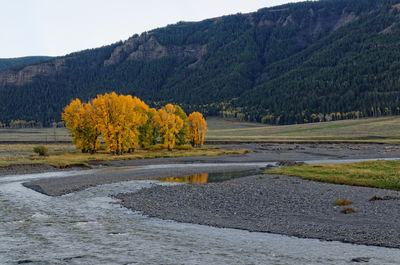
[62,92,207,154]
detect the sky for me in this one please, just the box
[0,0,305,58]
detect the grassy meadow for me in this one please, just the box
[0,123,251,168]
[2,116,400,144]
[206,116,400,143]
[0,127,71,142]
[0,144,248,168]
[265,160,400,191]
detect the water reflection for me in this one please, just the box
[157,170,262,184]
[158,173,209,183]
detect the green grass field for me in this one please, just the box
[265,160,400,191]
[206,116,400,143]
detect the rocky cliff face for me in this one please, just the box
[256,7,358,43]
[0,59,66,86]
[104,34,206,67]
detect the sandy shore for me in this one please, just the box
[17,143,400,248]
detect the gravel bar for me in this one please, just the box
[22,165,261,196]
[117,174,400,248]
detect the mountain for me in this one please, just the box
[1,0,400,125]
[0,56,52,71]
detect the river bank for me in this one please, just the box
[6,142,400,176]
[19,143,400,195]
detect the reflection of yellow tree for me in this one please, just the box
[188,173,208,183]
[159,173,209,183]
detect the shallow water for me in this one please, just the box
[157,169,263,184]
[155,157,400,184]
[1,163,400,264]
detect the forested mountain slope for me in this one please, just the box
[0,56,51,71]
[1,0,399,125]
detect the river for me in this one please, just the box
[1,162,400,264]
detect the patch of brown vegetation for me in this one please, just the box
[341,207,356,214]
[277,160,305,167]
[369,195,400,201]
[335,198,354,206]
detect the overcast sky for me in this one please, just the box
[0,0,305,58]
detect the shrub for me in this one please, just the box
[145,144,165,151]
[174,145,193,150]
[33,145,49,156]
[334,198,353,206]
[341,207,356,214]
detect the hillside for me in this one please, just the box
[0,56,52,71]
[1,0,400,125]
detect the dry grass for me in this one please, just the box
[0,143,248,168]
[2,116,400,144]
[341,207,356,214]
[334,198,354,206]
[206,116,400,143]
[0,128,70,142]
[265,160,400,190]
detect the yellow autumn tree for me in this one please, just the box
[173,105,189,145]
[128,96,150,151]
[138,108,160,148]
[91,92,149,154]
[187,112,207,147]
[155,104,183,151]
[62,99,101,153]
